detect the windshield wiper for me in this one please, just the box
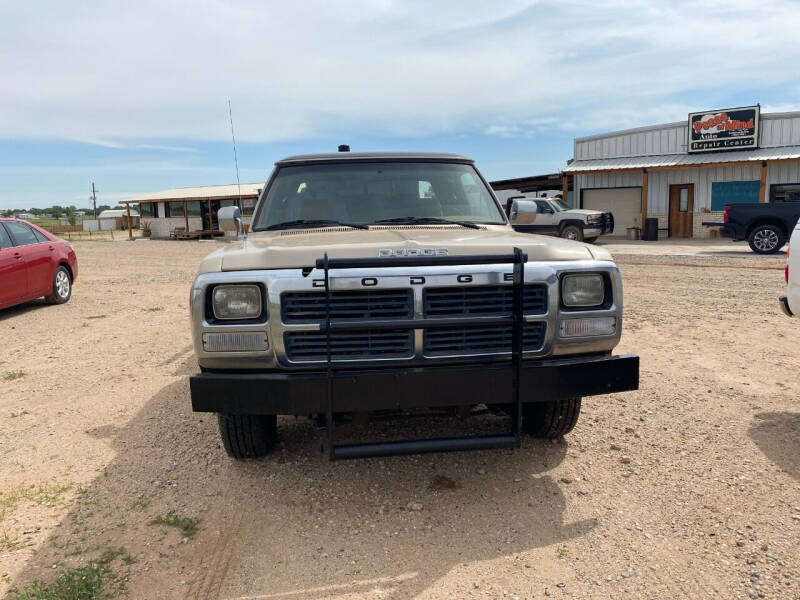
[264,219,369,231]
[371,216,481,230]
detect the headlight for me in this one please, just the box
[587,215,602,223]
[562,274,605,307]
[212,285,262,320]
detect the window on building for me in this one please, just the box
[167,202,184,217]
[771,184,800,203]
[241,197,256,216]
[186,201,202,216]
[139,202,154,218]
[710,180,760,211]
[679,188,689,212]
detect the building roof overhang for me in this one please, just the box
[564,146,800,174]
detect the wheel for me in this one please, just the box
[217,414,277,459]
[748,225,785,254]
[523,397,581,438]
[584,236,598,244]
[561,224,584,242]
[44,265,72,304]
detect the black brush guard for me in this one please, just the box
[316,249,528,460]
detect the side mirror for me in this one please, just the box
[218,205,243,238]
[509,200,539,225]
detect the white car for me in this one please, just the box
[780,222,800,316]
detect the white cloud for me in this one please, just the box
[1,0,799,143]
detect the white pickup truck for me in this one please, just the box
[780,222,800,316]
[498,194,614,243]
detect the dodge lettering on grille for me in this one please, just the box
[378,248,448,257]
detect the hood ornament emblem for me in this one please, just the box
[378,248,448,257]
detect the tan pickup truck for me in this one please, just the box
[189,151,638,460]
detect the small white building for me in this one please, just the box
[564,106,800,238]
[97,209,139,230]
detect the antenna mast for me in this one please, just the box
[228,99,242,208]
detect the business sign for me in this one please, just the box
[687,105,759,153]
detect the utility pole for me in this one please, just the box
[90,182,98,219]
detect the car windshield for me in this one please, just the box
[550,198,569,212]
[252,162,506,230]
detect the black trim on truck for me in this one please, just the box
[190,354,640,415]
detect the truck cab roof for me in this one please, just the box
[275,152,472,166]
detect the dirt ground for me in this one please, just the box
[1,239,798,600]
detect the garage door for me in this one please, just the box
[582,188,642,232]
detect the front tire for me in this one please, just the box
[523,397,581,438]
[45,265,72,304]
[217,414,277,459]
[561,224,584,242]
[748,225,785,254]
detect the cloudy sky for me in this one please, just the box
[2,0,800,209]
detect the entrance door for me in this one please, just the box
[200,200,221,231]
[669,184,694,238]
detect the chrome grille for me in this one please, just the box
[423,284,547,317]
[424,322,546,356]
[284,329,413,361]
[281,290,413,323]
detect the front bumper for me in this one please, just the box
[780,295,794,317]
[191,353,639,415]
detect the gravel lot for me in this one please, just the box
[1,239,798,600]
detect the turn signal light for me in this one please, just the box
[559,316,617,338]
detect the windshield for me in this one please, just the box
[550,198,569,212]
[252,162,506,230]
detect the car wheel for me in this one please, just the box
[584,236,598,243]
[523,397,581,438]
[748,225,785,254]
[561,224,584,242]
[217,413,277,459]
[44,266,72,304]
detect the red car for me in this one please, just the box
[0,218,78,310]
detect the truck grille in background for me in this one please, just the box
[284,330,413,361]
[424,322,546,356]
[281,290,413,323]
[423,284,547,317]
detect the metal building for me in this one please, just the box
[564,107,800,237]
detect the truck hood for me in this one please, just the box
[198,225,611,273]
[565,208,605,217]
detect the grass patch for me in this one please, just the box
[6,563,107,600]
[150,511,198,538]
[97,547,136,566]
[6,547,132,599]
[1,531,25,552]
[130,496,149,511]
[1,483,73,522]
[146,306,163,312]
[556,546,568,558]
[3,370,25,381]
